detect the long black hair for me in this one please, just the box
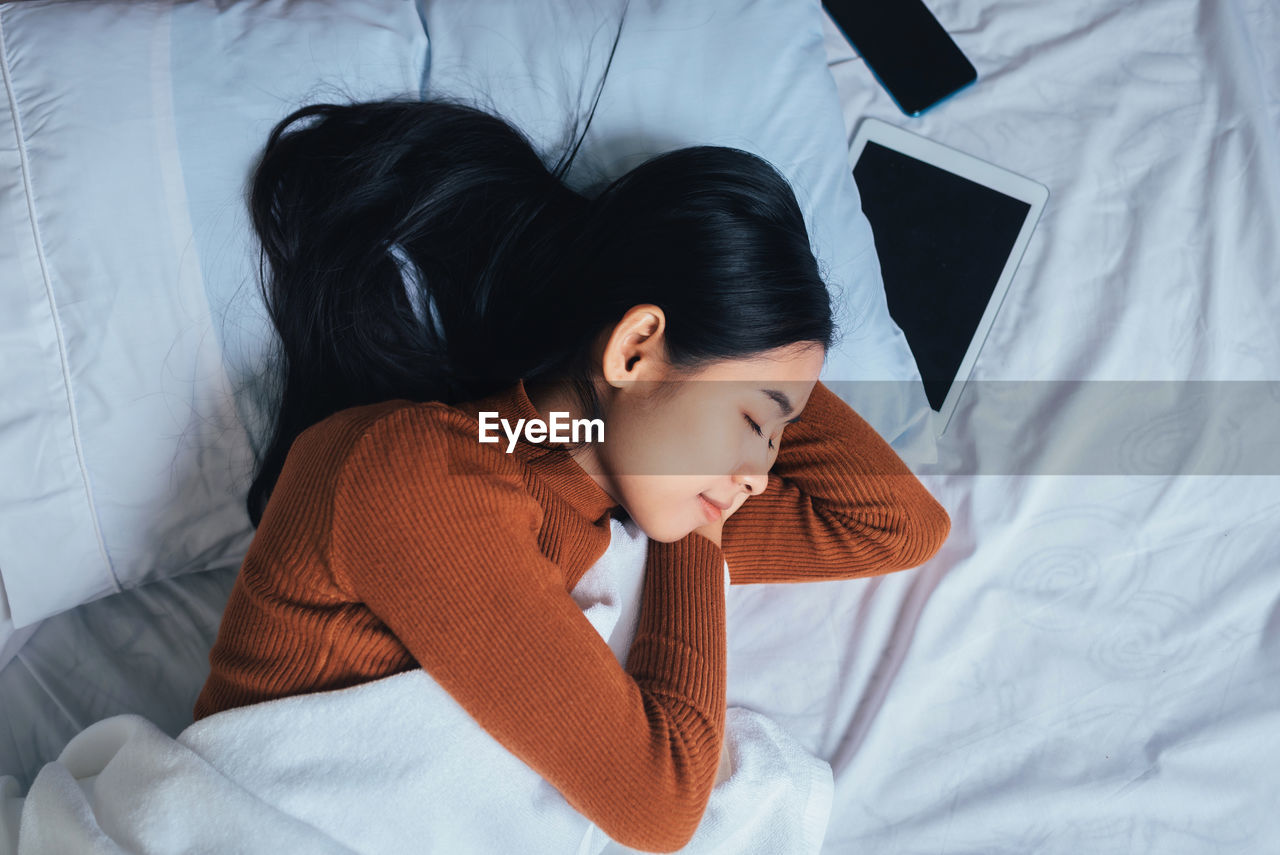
[243,8,837,528]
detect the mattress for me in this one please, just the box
[3,0,1279,851]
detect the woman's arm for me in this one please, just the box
[720,380,951,584]
[328,406,726,853]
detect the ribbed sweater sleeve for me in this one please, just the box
[722,380,952,584]
[328,407,727,853]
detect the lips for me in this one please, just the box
[700,494,731,511]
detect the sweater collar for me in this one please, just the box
[456,379,620,523]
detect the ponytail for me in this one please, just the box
[245,97,605,525]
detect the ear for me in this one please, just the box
[599,304,668,388]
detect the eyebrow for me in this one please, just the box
[759,388,804,424]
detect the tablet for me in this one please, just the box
[848,118,1048,437]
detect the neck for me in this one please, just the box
[523,378,573,423]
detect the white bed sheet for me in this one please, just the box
[0,567,236,793]
[3,0,1279,851]
[786,0,1280,851]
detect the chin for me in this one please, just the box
[626,512,687,544]
[648,530,688,544]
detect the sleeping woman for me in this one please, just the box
[192,26,950,853]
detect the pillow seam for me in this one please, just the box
[0,8,119,594]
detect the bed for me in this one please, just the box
[2,0,1279,852]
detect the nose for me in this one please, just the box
[732,468,769,498]
[730,435,776,498]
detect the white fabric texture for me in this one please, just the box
[0,516,833,855]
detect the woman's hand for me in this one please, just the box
[713,739,732,786]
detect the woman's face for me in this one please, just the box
[570,305,826,543]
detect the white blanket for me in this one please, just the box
[1,516,833,854]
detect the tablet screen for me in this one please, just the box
[853,141,1031,411]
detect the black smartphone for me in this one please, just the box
[822,0,977,117]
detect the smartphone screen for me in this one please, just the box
[822,0,977,116]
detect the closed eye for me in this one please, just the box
[744,414,775,450]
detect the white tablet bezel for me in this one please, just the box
[847,117,1049,438]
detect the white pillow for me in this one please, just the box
[417,0,938,457]
[0,0,429,655]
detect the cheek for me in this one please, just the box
[610,478,689,542]
[602,410,671,473]
[630,420,717,478]
[603,400,739,483]
[673,415,740,478]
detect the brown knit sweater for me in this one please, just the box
[193,378,950,852]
